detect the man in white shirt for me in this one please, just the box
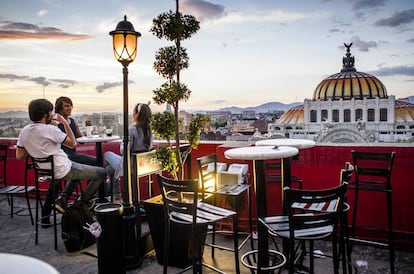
[16,98,106,227]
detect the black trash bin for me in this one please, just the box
[95,203,124,274]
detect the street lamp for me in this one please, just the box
[110,15,142,270]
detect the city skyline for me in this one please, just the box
[1,0,413,114]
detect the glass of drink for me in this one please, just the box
[105,128,113,137]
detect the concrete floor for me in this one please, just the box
[0,196,413,274]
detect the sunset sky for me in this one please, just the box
[1,0,413,114]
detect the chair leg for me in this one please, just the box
[387,191,395,274]
[233,215,240,274]
[309,240,314,274]
[351,188,359,248]
[9,194,14,218]
[163,220,170,274]
[25,190,34,225]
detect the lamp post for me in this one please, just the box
[110,15,142,270]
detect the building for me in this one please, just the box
[268,43,414,143]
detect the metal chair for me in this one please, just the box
[31,155,63,250]
[349,150,396,274]
[0,146,35,224]
[197,154,254,259]
[156,173,240,274]
[259,183,347,274]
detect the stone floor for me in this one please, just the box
[0,196,413,273]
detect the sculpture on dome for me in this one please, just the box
[342,42,355,71]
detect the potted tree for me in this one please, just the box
[150,0,209,180]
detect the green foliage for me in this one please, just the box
[152,81,191,107]
[154,46,189,80]
[152,112,176,142]
[155,146,179,179]
[187,114,210,149]
[150,11,200,42]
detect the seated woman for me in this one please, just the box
[104,103,152,203]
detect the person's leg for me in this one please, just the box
[64,161,106,201]
[69,152,98,166]
[104,151,122,198]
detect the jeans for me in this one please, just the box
[104,151,122,196]
[43,161,106,216]
[66,152,98,200]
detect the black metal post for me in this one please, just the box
[121,65,142,269]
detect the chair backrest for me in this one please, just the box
[197,154,217,197]
[351,150,395,188]
[285,183,347,239]
[156,173,199,226]
[0,145,7,186]
[31,155,55,182]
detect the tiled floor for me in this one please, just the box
[0,197,413,273]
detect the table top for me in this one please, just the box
[255,138,316,149]
[77,135,120,143]
[0,253,59,273]
[224,145,298,161]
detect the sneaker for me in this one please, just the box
[40,216,52,228]
[55,196,67,213]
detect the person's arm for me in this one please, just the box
[74,119,83,137]
[56,114,77,148]
[16,146,27,160]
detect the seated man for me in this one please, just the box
[16,98,106,227]
[55,96,97,200]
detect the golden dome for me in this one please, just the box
[312,43,387,101]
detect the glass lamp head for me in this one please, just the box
[109,15,141,66]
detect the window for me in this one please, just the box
[332,109,339,122]
[321,109,328,121]
[355,109,363,121]
[367,108,375,122]
[380,108,387,122]
[344,109,351,122]
[310,110,317,123]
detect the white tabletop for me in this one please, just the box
[224,145,298,161]
[77,135,120,143]
[0,253,59,273]
[255,138,316,149]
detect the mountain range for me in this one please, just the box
[1,96,413,118]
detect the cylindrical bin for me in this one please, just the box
[95,203,124,274]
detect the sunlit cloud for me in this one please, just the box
[0,73,77,87]
[96,82,122,93]
[0,21,92,40]
[347,36,382,52]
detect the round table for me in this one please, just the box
[225,145,299,274]
[77,135,120,201]
[0,253,59,273]
[255,138,315,149]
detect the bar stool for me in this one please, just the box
[31,155,64,250]
[349,150,396,274]
[197,154,254,260]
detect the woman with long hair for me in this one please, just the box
[103,103,152,202]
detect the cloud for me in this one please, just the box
[208,9,328,27]
[348,36,379,52]
[375,9,414,27]
[37,10,49,17]
[29,76,50,86]
[181,0,226,21]
[0,73,77,87]
[96,82,122,93]
[408,38,414,43]
[351,0,386,11]
[0,21,92,40]
[369,65,414,77]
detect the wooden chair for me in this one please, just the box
[0,145,35,224]
[156,173,240,274]
[349,150,396,274]
[197,153,254,260]
[259,183,347,274]
[31,155,64,250]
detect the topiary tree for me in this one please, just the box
[150,0,210,179]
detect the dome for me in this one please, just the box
[312,43,387,101]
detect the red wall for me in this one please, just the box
[2,138,414,251]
